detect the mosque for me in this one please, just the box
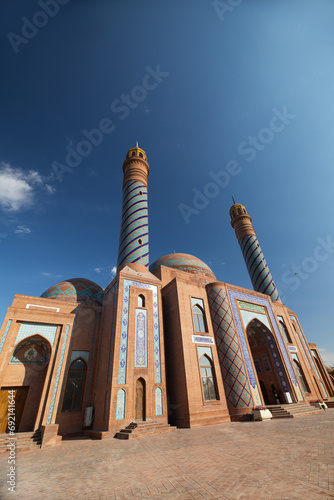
[0,146,333,446]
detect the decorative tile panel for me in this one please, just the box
[47,324,70,424]
[10,336,50,364]
[118,280,161,384]
[15,322,58,346]
[107,284,118,384]
[288,346,298,353]
[135,309,147,367]
[0,320,12,354]
[155,387,163,416]
[208,286,253,409]
[192,335,214,345]
[238,301,266,313]
[116,389,125,420]
[229,290,299,401]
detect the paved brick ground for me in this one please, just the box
[0,412,334,499]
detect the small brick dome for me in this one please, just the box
[41,278,103,304]
[149,253,216,281]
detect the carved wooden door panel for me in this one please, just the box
[0,387,29,433]
[135,379,145,421]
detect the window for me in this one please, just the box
[138,294,145,307]
[291,354,310,393]
[200,355,217,401]
[277,317,292,343]
[192,304,207,333]
[62,358,87,411]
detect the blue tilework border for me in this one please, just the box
[228,290,298,389]
[47,324,70,424]
[0,320,12,354]
[118,280,161,384]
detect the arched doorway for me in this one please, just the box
[0,335,51,432]
[135,378,146,421]
[247,319,292,406]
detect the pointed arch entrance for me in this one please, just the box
[246,319,292,406]
[0,335,51,433]
[135,378,146,421]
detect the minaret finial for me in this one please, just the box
[136,141,138,147]
[232,196,236,205]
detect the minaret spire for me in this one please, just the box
[229,202,280,302]
[117,146,150,269]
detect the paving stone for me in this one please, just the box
[0,412,334,499]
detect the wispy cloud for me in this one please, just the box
[40,272,63,279]
[0,162,55,212]
[14,225,31,236]
[318,349,334,367]
[94,266,117,278]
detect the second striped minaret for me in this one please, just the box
[230,203,280,302]
[117,146,149,268]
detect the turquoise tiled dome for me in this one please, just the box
[150,253,216,281]
[41,278,103,304]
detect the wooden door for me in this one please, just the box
[0,387,29,433]
[135,378,145,421]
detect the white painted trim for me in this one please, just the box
[26,304,60,312]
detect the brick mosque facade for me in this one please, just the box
[0,146,333,446]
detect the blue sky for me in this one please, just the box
[1,0,333,365]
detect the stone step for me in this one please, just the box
[266,403,323,419]
[0,431,41,453]
[326,401,334,408]
[115,421,177,440]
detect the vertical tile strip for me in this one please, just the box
[116,389,125,420]
[47,325,70,424]
[0,320,12,354]
[118,280,130,384]
[155,387,163,416]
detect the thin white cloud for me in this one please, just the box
[94,266,117,277]
[45,184,56,194]
[318,348,334,367]
[40,272,63,278]
[14,225,31,236]
[0,162,55,212]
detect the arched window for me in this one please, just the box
[138,294,145,308]
[62,358,87,411]
[293,358,310,393]
[192,304,207,333]
[200,355,217,401]
[279,320,292,343]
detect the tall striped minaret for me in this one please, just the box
[230,203,280,302]
[117,146,149,268]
